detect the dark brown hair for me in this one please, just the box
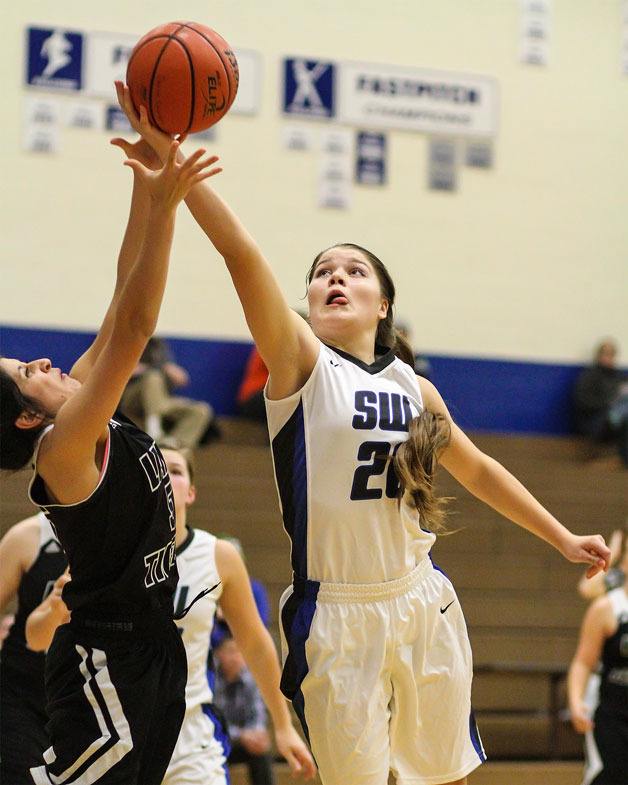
[0,367,47,471]
[306,243,415,367]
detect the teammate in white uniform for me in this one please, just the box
[114,86,611,785]
[159,445,315,785]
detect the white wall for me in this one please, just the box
[2,0,627,363]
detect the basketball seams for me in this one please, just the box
[126,35,172,73]
[148,38,175,133]
[161,38,196,134]
[178,23,235,107]
[127,21,236,133]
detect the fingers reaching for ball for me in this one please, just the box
[123,140,221,209]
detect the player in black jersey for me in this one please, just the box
[569,534,628,785]
[0,512,67,784]
[0,141,221,785]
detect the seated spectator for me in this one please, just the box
[573,339,628,467]
[120,336,215,448]
[213,634,276,785]
[237,346,268,424]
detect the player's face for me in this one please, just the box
[307,247,388,342]
[162,449,196,514]
[0,357,81,421]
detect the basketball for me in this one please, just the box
[126,21,239,135]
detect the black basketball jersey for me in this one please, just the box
[599,587,628,717]
[0,513,67,696]
[28,414,178,618]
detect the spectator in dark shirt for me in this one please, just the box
[120,336,214,448]
[573,339,628,467]
[214,635,275,785]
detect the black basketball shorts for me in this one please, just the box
[30,618,186,785]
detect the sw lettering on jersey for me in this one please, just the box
[352,391,413,432]
[144,534,176,588]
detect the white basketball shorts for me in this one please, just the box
[279,558,486,785]
[162,703,229,785]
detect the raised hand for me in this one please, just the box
[110,136,163,171]
[123,140,221,211]
[114,80,178,165]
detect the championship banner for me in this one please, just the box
[337,61,498,137]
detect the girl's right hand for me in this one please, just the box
[124,140,222,211]
[114,80,176,165]
[570,702,594,734]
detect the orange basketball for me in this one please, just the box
[126,21,239,135]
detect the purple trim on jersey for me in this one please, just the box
[428,553,451,582]
[469,710,486,762]
[271,403,308,578]
[279,581,320,745]
[201,703,231,781]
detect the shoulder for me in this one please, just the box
[215,539,248,583]
[0,514,42,568]
[586,594,617,634]
[0,514,41,546]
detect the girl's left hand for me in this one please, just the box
[124,140,221,211]
[274,725,317,780]
[561,533,610,578]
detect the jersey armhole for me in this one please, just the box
[28,426,112,510]
[263,340,323,406]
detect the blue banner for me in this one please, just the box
[283,57,335,118]
[26,26,84,91]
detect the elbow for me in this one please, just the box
[25,630,46,653]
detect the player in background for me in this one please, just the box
[0,513,67,784]
[569,532,628,785]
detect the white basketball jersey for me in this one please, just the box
[174,528,222,709]
[266,341,436,584]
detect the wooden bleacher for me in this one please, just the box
[1,426,626,770]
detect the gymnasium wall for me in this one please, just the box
[2,1,626,433]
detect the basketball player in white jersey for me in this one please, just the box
[160,444,315,784]
[115,84,611,785]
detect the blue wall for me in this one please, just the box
[1,324,588,435]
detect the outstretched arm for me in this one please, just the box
[70,141,162,383]
[216,541,316,780]
[419,377,610,576]
[114,82,319,400]
[39,144,221,505]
